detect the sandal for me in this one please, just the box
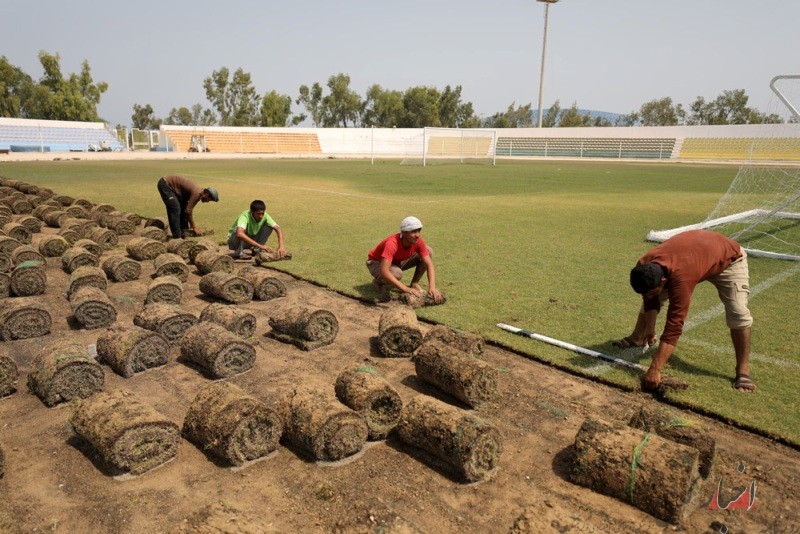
[612,336,644,349]
[733,374,756,392]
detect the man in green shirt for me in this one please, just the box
[226,199,287,259]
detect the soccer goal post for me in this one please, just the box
[646,75,800,261]
[400,127,497,166]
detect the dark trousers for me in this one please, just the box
[157,178,186,238]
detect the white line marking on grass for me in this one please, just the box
[181,173,442,204]
[586,263,800,375]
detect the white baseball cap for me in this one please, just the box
[400,216,423,232]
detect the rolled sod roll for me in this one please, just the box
[180,322,256,378]
[135,226,167,242]
[67,265,108,298]
[0,254,10,273]
[377,306,423,358]
[423,325,485,357]
[0,354,19,397]
[0,214,10,228]
[37,234,70,257]
[70,286,117,329]
[629,406,716,479]
[145,276,183,305]
[11,245,44,267]
[86,227,118,251]
[413,340,499,407]
[11,199,32,214]
[93,203,116,214]
[199,302,257,338]
[53,194,75,206]
[0,273,10,298]
[102,254,142,282]
[57,227,80,245]
[0,297,51,340]
[108,217,136,235]
[0,236,22,255]
[70,389,180,476]
[165,238,195,261]
[64,205,88,219]
[253,250,292,265]
[153,253,189,282]
[61,246,98,273]
[61,217,91,237]
[16,215,42,234]
[183,382,283,466]
[194,250,234,274]
[199,272,253,304]
[279,387,368,461]
[126,237,167,261]
[3,222,31,244]
[111,210,142,226]
[10,261,46,297]
[396,395,503,482]
[134,302,197,345]
[43,209,68,228]
[187,238,218,263]
[27,341,104,407]
[267,305,338,351]
[73,198,94,211]
[143,216,167,229]
[335,366,403,440]
[570,416,701,524]
[96,324,170,378]
[33,203,59,221]
[73,238,102,257]
[238,266,286,301]
[399,290,447,309]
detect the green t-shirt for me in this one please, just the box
[228,209,277,238]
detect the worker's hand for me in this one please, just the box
[645,333,658,347]
[261,245,275,254]
[193,227,204,237]
[406,286,423,297]
[277,246,287,258]
[429,289,444,304]
[641,367,662,392]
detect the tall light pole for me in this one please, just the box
[536,0,559,128]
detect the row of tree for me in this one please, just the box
[0,52,788,129]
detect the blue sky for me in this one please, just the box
[3,1,799,126]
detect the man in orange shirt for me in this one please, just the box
[615,230,755,392]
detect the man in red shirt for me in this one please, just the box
[366,216,444,304]
[157,175,219,239]
[615,230,755,392]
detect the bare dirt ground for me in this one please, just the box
[0,230,798,534]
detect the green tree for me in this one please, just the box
[438,85,478,127]
[637,97,685,126]
[296,82,324,126]
[484,101,534,128]
[687,89,768,125]
[541,100,561,128]
[28,51,108,122]
[203,67,260,126]
[557,101,593,127]
[0,56,33,117]
[164,106,193,126]
[192,104,217,126]
[362,84,404,127]
[131,103,161,130]
[321,73,362,127]
[260,90,304,126]
[401,86,441,128]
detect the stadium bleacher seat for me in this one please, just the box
[0,119,124,153]
[678,137,800,161]
[162,129,322,155]
[495,137,675,159]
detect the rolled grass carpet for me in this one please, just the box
[397,395,503,482]
[187,239,218,263]
[133,302,197,345]
[279,387,368,461]
[399,290,447,309]
[0,236,22,255]
[628,406,716,479]
[27,341,104,407]
[135,226,167,242]
[267,305,338,351]
[413,340,499,407]
[57,228,80,245]
[86,227,118,251]
[0,354,19,397]
[569,416,701,524]
[126,237,167,261]
[422,325,485,357]
[0,273,9,298]
[180,322,256,379]
[144,276,183,305]
[194,250,234,274]
[198,272,253,304]
[67,265,108,299]
[70,286,117,329]
[165,239,195,261]
[182,381,283,466]
[153,253,189,282]
[96,324,170,378]
[0,253,12,274]
[0,297,51,340]
[253,250,292,265]
[61,246,98,274]
[102,255,142,282]
[335,366,402,440]
[10,245,45,267]
[3,222,32,244]
[72,238,102,257]
[70,389,180,476]
[377,305,422,358]
[238,266,286,301]
[199,302,257,338]
[16,215,42,233]
[10,261,46,297]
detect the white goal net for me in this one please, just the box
[647,75,800,260]
[400,127,497,166]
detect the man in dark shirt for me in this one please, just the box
[156,175,219,238]
[615,230,755,392]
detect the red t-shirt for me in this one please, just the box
[638,230,742,345]
[368,234,429,265]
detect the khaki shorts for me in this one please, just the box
[708,249,753,329]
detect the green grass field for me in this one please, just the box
[2,158,798,446]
